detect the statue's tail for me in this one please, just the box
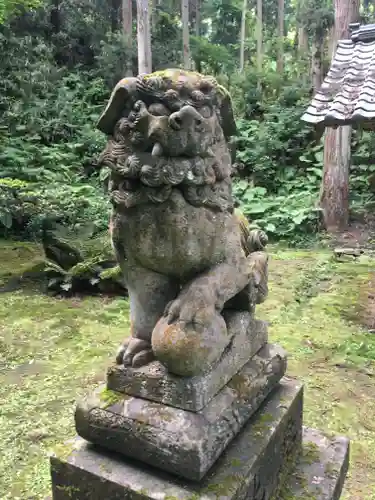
[234,208,268,256]
[235,208,269,304]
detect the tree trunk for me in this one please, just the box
[111,0,121,32]
[195,0,200,36]
[182,0,191,69]
[256,0,262,89]
[151,0,157,29]
[321,125,351,231]
[297,26,308,54]
[50,0,60,34]
[137,0,152,74]
[277,0,284,74]
[239,0,247,72]
[194,0,201,71]
[122,0,133,76]
[327,25,335,61]
[320,0,360,232]
[297,25,308,84]
[311,35,323,93]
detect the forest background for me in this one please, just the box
[0,0,374,248]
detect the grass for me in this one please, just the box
[0,240,375,499]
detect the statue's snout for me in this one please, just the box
[169,105,203,131]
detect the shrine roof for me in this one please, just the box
[302,23,375,128]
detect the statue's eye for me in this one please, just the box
[148,103,171,116]
[199,105,212,119]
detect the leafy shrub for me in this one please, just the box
[0,33,109,238]
[233,181,322,239]
[0,177,110,238]
[0,13,374,247]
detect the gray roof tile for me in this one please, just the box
[302,23,375,127]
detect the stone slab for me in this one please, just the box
[75,343,286,481]
[107,314,268,411]
[51,377,303,499]
[280,426,350,500]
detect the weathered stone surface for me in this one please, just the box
[97,69,269,375]
[51,377,303,499]
[107,315,268,411]
[280,426,350,500]
[75,343,286,481]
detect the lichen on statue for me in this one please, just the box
[97,68,269,377]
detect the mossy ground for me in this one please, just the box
[0,241,374,499]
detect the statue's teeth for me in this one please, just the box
[152,142,163,157]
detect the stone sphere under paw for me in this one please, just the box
[151,312,231,376]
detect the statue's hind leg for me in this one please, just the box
[116,265,180,368]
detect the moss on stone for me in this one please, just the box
[51,440,78,462]
[187,494,200,500]
[324,460,339,479]
[230,458,243,467]
[250,412,275,436]
[100,265,122,280]
[55,484,82,497]
[203,473,245,497]
[302,441,321,465]
[138,487,150,496]
[98,387,124,407]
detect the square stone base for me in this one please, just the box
[280,426,350,500]
[75,343,286,481]
[51,377,303,499]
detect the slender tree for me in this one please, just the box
[50,0,60,34]
[298,25,308,54]
[195,0,200,37]
[311,32,324,92]
[320,0,360,231]
[239,0,247,72]
[137,0,152,73]
[122,0,133,76]
[277,0,285,73]
[182,0,191,69]
[256,0,262,88]
[111,0,120,32]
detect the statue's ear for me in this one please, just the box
[97,78,138,135]
[219,93,237,139]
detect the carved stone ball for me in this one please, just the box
[151,312,231,377]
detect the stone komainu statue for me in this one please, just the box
[97,69,268,376]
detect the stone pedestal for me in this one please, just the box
[49,318,350,499]
[107,316,268,412]
[75,343,285,481]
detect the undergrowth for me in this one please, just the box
[1,18,374,242]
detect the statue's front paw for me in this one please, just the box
[164,291,216,328]
[116,338,154,368]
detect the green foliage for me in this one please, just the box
[233,181,322,239]
[297,0,334,37]
[0,0,40,23]
[42,225,125,296]
[191,35,234,74]
[336,334,375,361]
[0,32,110,238]
[0,0,374,247]
[228,61,375,240]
